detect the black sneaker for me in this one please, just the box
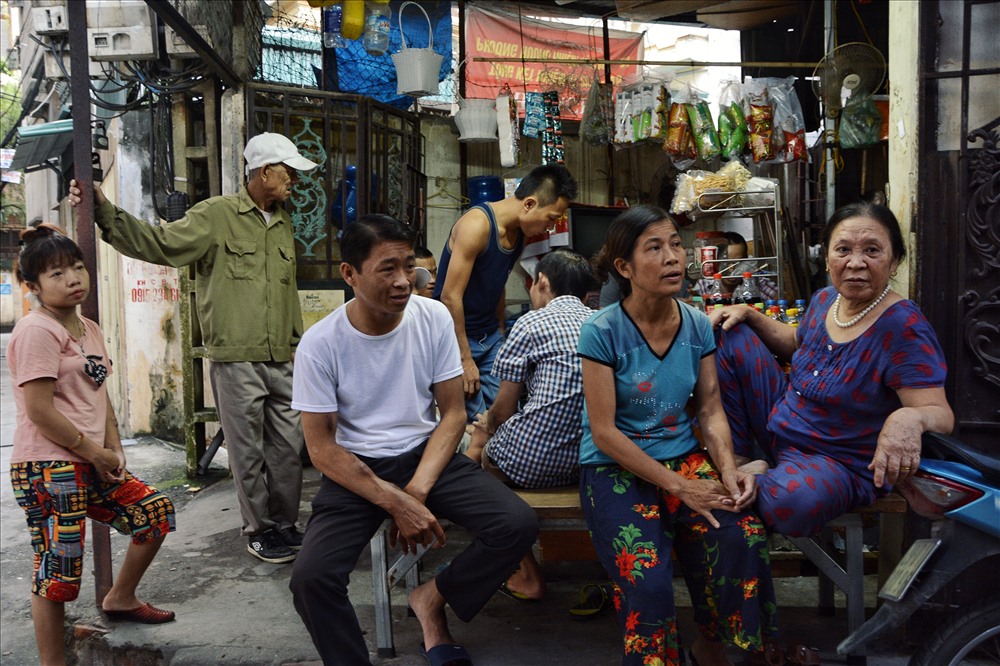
[277,526,304,551]
[247,529,296,563]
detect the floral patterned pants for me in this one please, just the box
[580,450,777,666]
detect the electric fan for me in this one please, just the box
[812,42,886,118]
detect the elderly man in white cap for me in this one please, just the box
[69,133,320,563]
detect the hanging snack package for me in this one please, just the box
[655,84,672,141]
[839,96,882,149]
[523,92,546,139]
[686,97,721,160]
[663,102,691,156]
[718,79,748,160]
[782,78,808,161]
[768,76,807,163]
[744,78,775,163]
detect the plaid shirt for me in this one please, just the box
[485,296,593,488]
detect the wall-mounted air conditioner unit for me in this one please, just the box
[32,5,68,35]
[164,24,213,59]
[87,0,158,62]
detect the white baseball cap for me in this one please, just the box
[244,133,320,175]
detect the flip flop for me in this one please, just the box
[103,602,175,624]
[419,642,473,666]
[786,643,821,665]
[496,580,538,602]
[568,582,612,620]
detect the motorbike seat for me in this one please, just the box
[922,431,1000,484]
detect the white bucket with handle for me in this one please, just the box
[391,1,443,97]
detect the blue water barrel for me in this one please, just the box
[467,175,504,208]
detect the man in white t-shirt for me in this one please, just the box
[289,214,539,666]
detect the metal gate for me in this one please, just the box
[246,83,426,282]
[916,0,1000,451]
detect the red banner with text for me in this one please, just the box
[465,5,644,120]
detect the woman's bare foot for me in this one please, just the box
[738,459,771,476]
[691,635,733,666]
[407,578,454,651]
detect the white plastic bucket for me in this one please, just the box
[455,98,498,142]
[391,2,443,97]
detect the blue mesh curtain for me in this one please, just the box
[314,0,453,108]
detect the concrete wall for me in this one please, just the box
[887,0,920,299]
[97,114,185,441]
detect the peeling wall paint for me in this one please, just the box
[887,1,920,299]
[102,114,185,440]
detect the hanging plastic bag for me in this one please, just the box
[743,78,775,163]
[839,96,882,149]
[581,79,614,146]
[497,86,519,167]
[767,76,808,163]
[718,79,748,160]
[685,89,721,161]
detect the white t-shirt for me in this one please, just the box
[292,295,463,458]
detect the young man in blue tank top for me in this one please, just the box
[433,165,578,421]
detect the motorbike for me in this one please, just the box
[838,431,1000,665]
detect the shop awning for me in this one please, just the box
[9,119,74,173]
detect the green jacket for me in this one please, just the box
[95,187,303,362]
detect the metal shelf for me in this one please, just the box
[689,187,783,296]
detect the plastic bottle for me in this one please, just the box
[732,272,762,306]
[795,298,807,314]
[691,295,705,313]
[785,308,800,328]
[768,305,783,321]
[322,4,345,48]
[363,0,391,56]
[704,273,730,309]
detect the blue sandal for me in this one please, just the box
[419,642,473,666]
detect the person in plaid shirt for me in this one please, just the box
[466,248,597,600]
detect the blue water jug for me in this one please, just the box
[332,166,378,232]
[467,175,504,208]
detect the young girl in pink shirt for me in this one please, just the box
[9,225,176,665]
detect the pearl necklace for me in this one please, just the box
[832,284,891,328]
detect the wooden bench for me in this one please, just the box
[368,485,905,659]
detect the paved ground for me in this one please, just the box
[0,332,914,665]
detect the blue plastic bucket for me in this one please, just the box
[467,175,504,207]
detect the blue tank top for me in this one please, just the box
[432,203,524,337]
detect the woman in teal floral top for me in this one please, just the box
[578,205,776,666]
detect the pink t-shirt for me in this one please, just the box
[8,311,112,464]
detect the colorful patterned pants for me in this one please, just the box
[581,450,777,666]
[10,461,176,602]
[714,324,878,537]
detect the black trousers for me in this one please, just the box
[289,445,539,666]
